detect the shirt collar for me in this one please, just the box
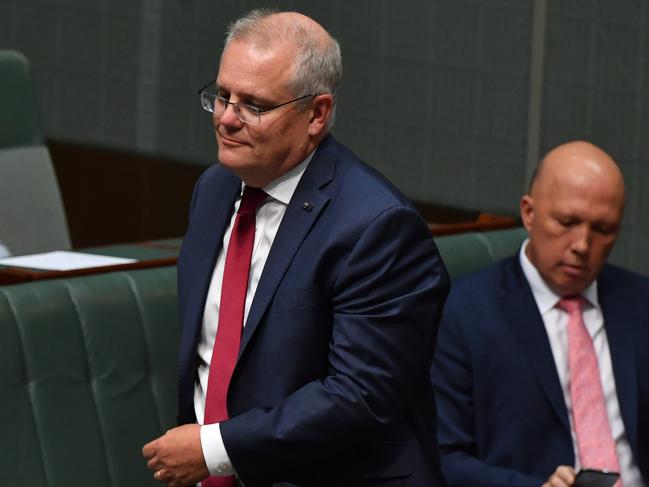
[519,238,599,313]
[241,150,315,205]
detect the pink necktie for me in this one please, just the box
[203,186,267,487]
[558,297,622,485]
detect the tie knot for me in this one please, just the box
[557,296,586,314]
[238,186,267,215]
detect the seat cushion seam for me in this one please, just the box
[61,280,114,485]
[2,288,51,486]
[124,270,166,432]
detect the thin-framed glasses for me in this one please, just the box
[197,80,314,125]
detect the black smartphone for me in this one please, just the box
[574,468,619,487]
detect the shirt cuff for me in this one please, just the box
[200,423,234,476]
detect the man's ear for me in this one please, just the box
[307,94,334,137]
[520,194,534,232]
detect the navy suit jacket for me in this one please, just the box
[431,255,649,486]
[177,135,450,487]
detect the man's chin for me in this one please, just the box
[217,146,249,168]
[560,263,589,278]
[555,276,592,297]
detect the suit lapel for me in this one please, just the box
[239,139,335,356]
[500,258,572,433]
[599,269,638,451]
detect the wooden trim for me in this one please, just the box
[0,256,177,286]
[429,213,520,236]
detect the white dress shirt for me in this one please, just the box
[194,152,314,481]
[519,240,644,486]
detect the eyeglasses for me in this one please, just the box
[198,80,314,126]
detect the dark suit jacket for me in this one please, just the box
[431,255,649,486]
[176,135,450,487]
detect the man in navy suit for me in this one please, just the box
[143,9,449,487]
[431,141,649,486]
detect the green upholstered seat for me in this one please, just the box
[0,50,71,256]
[0,266,178,486]
[0,146,72,255]
[436,227,527,278]
[0,50,44,149]
[479,227,528,262]
[0,227,525,485]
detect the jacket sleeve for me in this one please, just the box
[431,302,546,487]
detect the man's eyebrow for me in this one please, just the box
[215,83,275,105]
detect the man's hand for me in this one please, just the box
[542,465,577,487]
[142,424,210,487]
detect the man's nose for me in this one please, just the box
[571,225,591,256]
[215,102,243,127]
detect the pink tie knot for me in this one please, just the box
[238,186,267,215]
[557,296,586,315]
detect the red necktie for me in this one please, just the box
[558,297,622,486]
[203,186,267,487]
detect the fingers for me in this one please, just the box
[544,465,576,487]
[154,468,173,484]
[143,438,161,472]
[143,425,208,487]
[142,437,159,459]
[147,456,161,471]
[555,465,576,485]
[154,467,192,487]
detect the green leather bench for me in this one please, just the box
[436,227,527,279]
[0,266,178,486]
[0,227,526,486]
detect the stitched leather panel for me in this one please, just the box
[0,266,178,486]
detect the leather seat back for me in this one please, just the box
[436,227,527,278]
[0,266,179,486]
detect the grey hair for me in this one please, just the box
[223,9,342,129]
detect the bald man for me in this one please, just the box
[143,9,449,487]
[431,141,649,486]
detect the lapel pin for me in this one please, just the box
[302,201,313,212]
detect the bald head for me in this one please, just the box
[521,141,625,296]
[530,141,625,202]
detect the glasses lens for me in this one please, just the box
[199,89,260,125]
[200,91,216,113]
[213,95,227,117]
[237,104,260,125]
